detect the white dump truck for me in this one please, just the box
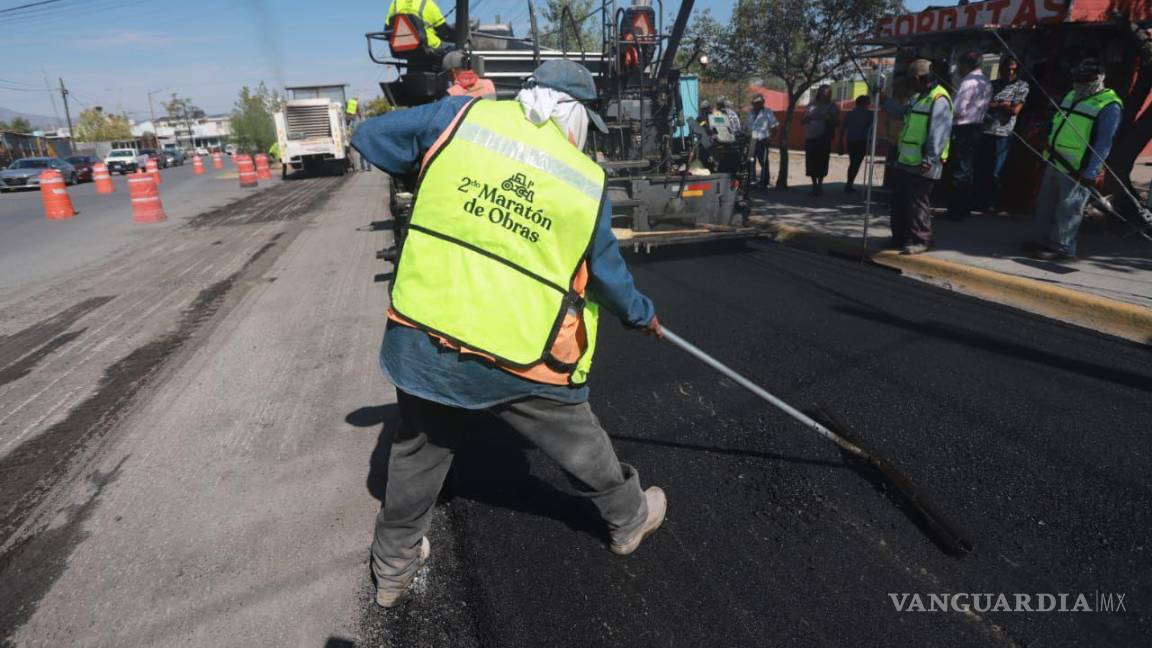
[273,84,352,177]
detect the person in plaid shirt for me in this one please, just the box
[978,57,1029,214]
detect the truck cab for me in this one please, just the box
[273,84,352,176]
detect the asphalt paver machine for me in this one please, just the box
[366,0,762,254]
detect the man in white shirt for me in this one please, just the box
[747,94,779,188]
[944,51,992,221]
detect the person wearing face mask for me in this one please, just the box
[1024,58,1122,262]
[881,58,953,254]
[351,60,667,609]
[444,51,497,99]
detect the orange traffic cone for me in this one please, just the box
[255,153,273,180]
[212,152,223,169]
[92,162,115,194]
[193,155,205,175]
[127,171,167,223]
[237,155,258,188]
[39,170,77,220]
[146,158,162,185]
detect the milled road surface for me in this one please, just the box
[0,162,266,296]
[363,243,1151,647]
[0,171,351,645]
[1,169,1148,646]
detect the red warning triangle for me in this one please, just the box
[391,15,422,52]
[631,12,654,38]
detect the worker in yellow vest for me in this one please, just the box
[882,58,953,255]
[351,60,666,609]
[386,0,455,53]
[1024,58,1122,262]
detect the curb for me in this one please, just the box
[762,221,1152,346]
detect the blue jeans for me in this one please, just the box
[977,134,1011,211]
[1033,167,1091,255]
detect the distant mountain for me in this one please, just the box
[0,106,63,130]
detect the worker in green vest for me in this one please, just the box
[1024,58,1122,262]
[351,60,666,609]
[882,58,953,255]
[386,0,456,53]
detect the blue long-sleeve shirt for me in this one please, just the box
[1080,102,1121,181]
[351,97,655,408]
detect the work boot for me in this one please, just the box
[1029,248,1078,263]
[610,487,667,556]
[375,536,431,608]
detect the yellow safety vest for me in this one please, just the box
[390,100,607,385]
[1046,89,1122,175]
[387,0,447,49]
[897,85,952,167]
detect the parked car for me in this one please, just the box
[0,157,77,191]
[65,154,100,183]
[138,148,168,169]
[162,146,186,166]
[105,148,147,174]
[195,147,209,156]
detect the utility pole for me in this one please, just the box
[58,78,74,142]
[146,87,168,148]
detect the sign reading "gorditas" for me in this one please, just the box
[876,0,1067,38]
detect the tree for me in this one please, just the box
[538,0,600,52]
[229,83,279,154]
[2,116,34,133]
[73,108,132,141]
[362,96,393,117]
[165,93,205,148]
[675,9,728,82]
[717,0,899,188]
[164,93,205,122]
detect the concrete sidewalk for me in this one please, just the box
[8,172,394,646]
[747,183,1152,343]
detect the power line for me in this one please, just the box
[0,0,62,16]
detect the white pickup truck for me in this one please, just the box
[104,148,149,175]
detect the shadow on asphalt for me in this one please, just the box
[354,402,603,540]
[834,304,1152,392]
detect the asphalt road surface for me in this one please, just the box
[1,168,1148,646]
[0,161,267,297]
[362,243,1151,647]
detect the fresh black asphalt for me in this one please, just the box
[361,241,1151,647]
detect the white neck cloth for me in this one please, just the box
[516,86,589,150]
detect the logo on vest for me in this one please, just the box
[501,173,535,203]
[457,174,553,243]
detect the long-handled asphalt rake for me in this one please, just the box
[662,327,973,556]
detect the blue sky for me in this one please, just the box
[0,0,936,122]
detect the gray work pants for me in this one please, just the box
[371,390,647,585]
[1033,166,1091,255]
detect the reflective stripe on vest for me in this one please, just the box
[1046,89,1123,175]
[897,85,952,167]
[391,100,606,383]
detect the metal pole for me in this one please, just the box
[861,66,884,257]
[58,78,74,144]
[661,328,866,458]
[455,0,468,49]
